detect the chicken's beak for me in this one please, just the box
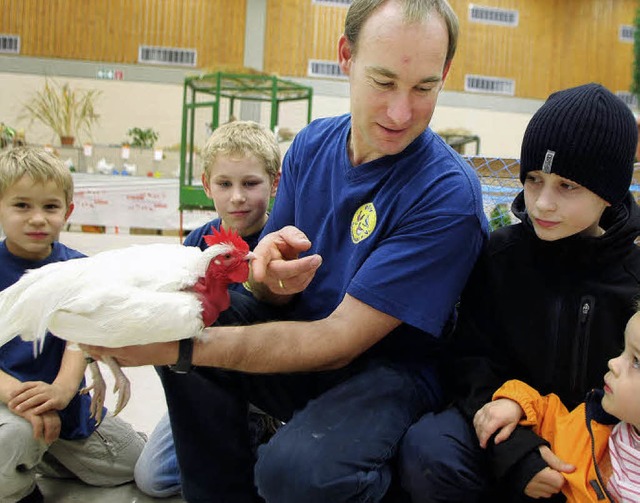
[244,251,256,262]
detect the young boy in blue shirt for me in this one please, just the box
[134,120,281,498]
[0,147,145,503]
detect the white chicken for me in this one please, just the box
[0,227,252,418]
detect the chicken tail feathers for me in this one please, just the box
[0,264,63,349]
[0,284,24,347]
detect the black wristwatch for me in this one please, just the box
[169,338,194,374]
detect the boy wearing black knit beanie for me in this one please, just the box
[399,83,640,502]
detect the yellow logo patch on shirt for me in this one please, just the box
[351,203,377,244]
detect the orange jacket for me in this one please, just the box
[493,380,615,502]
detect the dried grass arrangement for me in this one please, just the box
[22,79,101,146]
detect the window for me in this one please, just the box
[138,45,197,67]
[465,74,515,96]
[620,25,635,43]
[0,34,20,54]
[308,60,347,79]
[469,5,518,27]
[312,0,351,6]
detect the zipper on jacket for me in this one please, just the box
[571,296,595,394]
[585,396,614,502]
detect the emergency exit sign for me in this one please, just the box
[97,69,124,80]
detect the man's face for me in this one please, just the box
[338,1,450,165]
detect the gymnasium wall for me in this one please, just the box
[2,0,635,99]
[0,0,636,159]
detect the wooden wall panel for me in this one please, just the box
[1,0,636,101]
[263,0,636,101]
[0,0,246,69]
[265,0,346,78]
[265,0,312,77]
[445,0,636,99]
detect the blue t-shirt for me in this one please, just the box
[185,218,261,297]
[0,241,97,440]
[263,114,488,364]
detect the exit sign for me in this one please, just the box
[97,69,124,80]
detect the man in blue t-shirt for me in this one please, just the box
[87,1,489,501]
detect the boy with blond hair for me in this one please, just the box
[183,119,280,251]
[134,120,280,498]
[0,147,144,503]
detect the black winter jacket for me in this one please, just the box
[450,190,640,493]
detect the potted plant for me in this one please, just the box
[21,79,101,146]
[125,127,159,148]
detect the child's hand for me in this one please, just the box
[524,446,575,498]
[16,407,61,444]
[8,380,75,415]
[473,398,524,448]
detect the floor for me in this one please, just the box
[37,231,186,502]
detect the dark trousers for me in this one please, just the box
[158,292,439,503]
[398,407,566,503]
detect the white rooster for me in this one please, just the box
[0,226,253,418]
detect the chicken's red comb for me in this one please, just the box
[203,226,249,253]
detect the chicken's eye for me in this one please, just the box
[224,254,232,259]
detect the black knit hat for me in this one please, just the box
[519,83,637,204]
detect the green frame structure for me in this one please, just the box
[179,71,313,211]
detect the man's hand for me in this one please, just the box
[251,226,322,296]
[8,380,74,415]
[473,398,524,448]
[80,341,179,368]
[524,446,575,499]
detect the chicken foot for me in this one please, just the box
[78,354,131,423]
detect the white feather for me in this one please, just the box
[0,242,233,350]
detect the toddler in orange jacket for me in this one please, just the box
[474,310,640,502]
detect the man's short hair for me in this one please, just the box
[344,0,459,64]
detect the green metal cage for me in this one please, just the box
[179,71,313,212]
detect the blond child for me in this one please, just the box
[476,309,640,502]
[0,147,144,503]
[134,120,280,498]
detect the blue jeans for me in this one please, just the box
[399,407,489,503]
[134,412,180,498]
[398,408,564,503]
[134,407,281,497]
[158,292,439,502]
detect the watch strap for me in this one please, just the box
[169,338,194,374]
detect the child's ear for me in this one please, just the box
[202,173,213,198]
[65,202,75,221]
[270,172,281,197]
